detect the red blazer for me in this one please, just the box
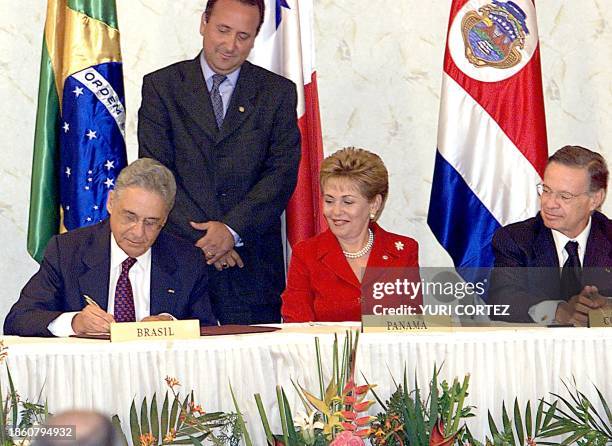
[281,224,420,322]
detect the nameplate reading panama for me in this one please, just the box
[110,320,200,342]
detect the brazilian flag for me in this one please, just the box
[28,0,127,262]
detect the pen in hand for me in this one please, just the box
[83,294,101,308]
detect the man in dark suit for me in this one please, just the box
[4,159,216,337]
[490,146,611,325]
[137,0,300,324]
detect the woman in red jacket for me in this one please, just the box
[281,147,421,322]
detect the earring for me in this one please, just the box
[369,212,375,220]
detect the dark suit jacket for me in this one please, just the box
[4,221,217,337]
[489,211,612,322]
[137,56,301,324]
[281,224,421,322]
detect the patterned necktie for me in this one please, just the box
[560,241,582,299]
[114,257,137,322]
[211,74,227,129]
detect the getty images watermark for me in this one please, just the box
[360,267,511,330]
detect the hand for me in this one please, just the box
[72,305,115,334]
[555,286,608,326]
[191,221,235,264]
[141,314,174,322]
[212,249,245,271]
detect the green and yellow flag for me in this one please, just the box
[28,0,127,262]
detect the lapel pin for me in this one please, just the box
[395,241,404,251]
[238,106,245,113]
[167,289,175,294]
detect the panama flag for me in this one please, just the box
[249,0,325,249]
[428,0,548,272]
[28,0,127,262]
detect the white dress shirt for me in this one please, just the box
[47,233,153,336]
[528,218,591,324]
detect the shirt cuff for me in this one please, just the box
[47,312,79,337]
[528,300,563,325]
[224,224,243,247]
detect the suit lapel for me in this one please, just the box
[150,239,178,316]
[179,56,219,141]
[216,61,257,144]
[533,215,561,296]
[79,222,111,310]
[317,230,360,289]
[584,212,612,267]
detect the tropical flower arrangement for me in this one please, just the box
[0,335,611,446]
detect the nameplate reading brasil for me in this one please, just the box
[110,319,200,342]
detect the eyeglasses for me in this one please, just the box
[119,211,163,231]
[536,183,590,203]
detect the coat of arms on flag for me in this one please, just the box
[461,1,530,69]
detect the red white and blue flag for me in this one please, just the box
[250,0,325,252]
[428,0,548,271]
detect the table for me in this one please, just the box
[2,324,610,445]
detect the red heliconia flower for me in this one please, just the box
[353,401,372,412]
[343,380,356,395]
[355,416,372,427]
[429,419,456,446]
[340,410,357,420]
[354,385,370,395]
[342,422,357,431]
[355,428,371,438]
[344,395,357,405]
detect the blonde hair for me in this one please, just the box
[319,147,389,220]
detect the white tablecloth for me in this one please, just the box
[2,324,611,445]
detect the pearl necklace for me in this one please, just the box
[343,229,374,259]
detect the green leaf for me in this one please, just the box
[534,399,545,436]
[540,424,578,438]
[111,415,129,446]
[254,393,275,446]
[551,391,585,423]
[428,364,440,435]
[514,399,525,446]
[129,399,141,446]
[501,402,512,438]
[594,385,612,426]
[542,401,558,430]
[188,435,204,445]
[229,382,253,446]
[276,386,289,446]
[315,336,325,414]
[140,397,150,436]
[525,401,533,440]
[488,411,500,438]
[170,394,180,431]
[290,378,311,413]
[6,364,18,430]
[160,391,170,437]
[281,388,300,444]
[560,428,590,446]
[150,394,159,442]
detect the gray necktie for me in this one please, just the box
[210,74,227,128]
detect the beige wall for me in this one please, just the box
[1,0,610,326]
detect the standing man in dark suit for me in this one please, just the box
[137,0,301,324]
[490,146,611,325]
[4,159,216,337]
